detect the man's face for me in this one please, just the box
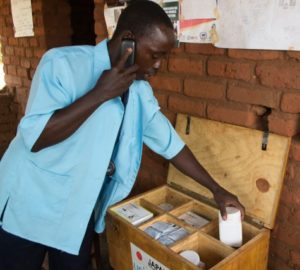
[134,25,175,80]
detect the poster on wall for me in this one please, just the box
[103,0,300,51]
[214,0,300,50]
[179,0,217,43]
[104,3,127,39]
[10,0,34,37]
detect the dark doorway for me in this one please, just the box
[69,0,96,45]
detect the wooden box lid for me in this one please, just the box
[167,114,291,229]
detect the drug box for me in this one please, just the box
[106,114,290,270]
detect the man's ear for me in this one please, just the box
[121,30,135,40]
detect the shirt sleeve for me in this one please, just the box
[143,111,185,160]
[18,55,74,151]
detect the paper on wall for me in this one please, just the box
[179,0,217,43]
[104,3,127,39]
[214,0,300,50]
[11,0,34,37]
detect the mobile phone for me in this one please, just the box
[120,38,136,68]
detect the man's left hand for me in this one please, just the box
[213,187,245,221]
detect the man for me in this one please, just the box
[0,1,244,269]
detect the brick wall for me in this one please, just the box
[0,0,72,117]
[92,1,300,269]
[0,90,18,158]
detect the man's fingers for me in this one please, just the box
[235,203,245,220]
[220,205,227,221]
[116,48,133,70]
[123,64,139,75]
[228,201,245,220]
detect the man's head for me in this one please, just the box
[112,0,176,80]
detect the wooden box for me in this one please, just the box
[106,115,290,270]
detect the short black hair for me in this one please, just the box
[113,0,173,39]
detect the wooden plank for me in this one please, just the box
[168,115,290,229]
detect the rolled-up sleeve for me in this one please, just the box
[143,111,185,160]
[18,56,73,151]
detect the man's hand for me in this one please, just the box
[213,186,245,221]
[93,48,139,102]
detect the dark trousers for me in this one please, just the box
[0,215,95,270]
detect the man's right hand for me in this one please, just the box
[93,48,139,102]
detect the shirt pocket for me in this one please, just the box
[12,158,73,222]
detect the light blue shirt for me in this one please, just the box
[0,39,185,254]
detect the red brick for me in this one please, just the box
[168,95,206,117]
[170,44,185,54]
[149,75,182,93]
[29,69,36,80]
[227,82,280,108]
[14,47,25,57]
[31,1,43,12]
[5,46,14,56]
[290,135,300,162]
[281,92,300,113]
[159,58,168,72]
[256,62,300,89]
[3,26,13,36]
[8,37,18,46]
[229,49,282,60]
[185,43,225,55]
[272,223,300,249]
[287,51,300,61]
[17,67,29,78]
[288,208,300,225]
[18,38,29,47]
[154,91,168,109]
[269,111,300,137]
[1,56,10,65]
[5,16,12,26]
[30,38,38,47]
[208,59,254,82]
[184,78,225,100]
[275,203,292,224]
[95,21,107,36]
[4,74,22,86]
[94,5,105,21]
[291,250,300,266]
[10,56,20,66]
[20,58,31,69]
[270,239,291,264]
[34,48,46,58]
[280,185,300,207]
[0,114,17,125]
[160,109,176,125]
[34,26,45,36]
[268,256,294,270]
[168,56,204,75]
[6,65,17,76]
[140,153,168,177]
[22,78,32,88]
[31,59,41,69]
[207,102,258,128]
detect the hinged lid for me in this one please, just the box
[167,114,290,229]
